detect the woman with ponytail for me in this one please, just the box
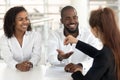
[64,7,120,80]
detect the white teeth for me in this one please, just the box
[22,25,27,28]
[69,24,75,27]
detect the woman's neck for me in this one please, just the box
[14,31,24,38]
[14,31,25,47]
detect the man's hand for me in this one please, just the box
[64,63,83,73]
[16,61,33,72]
[57,49,74,61]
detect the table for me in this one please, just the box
[0,61,72,80]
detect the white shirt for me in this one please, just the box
[47,27,103,74]
[0,31,41,69]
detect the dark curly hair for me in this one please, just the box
[3,6,32,38]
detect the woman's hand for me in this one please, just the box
[16,61,33,72]
[64,35,78,45]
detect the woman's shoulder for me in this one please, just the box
[0,34,9,45]
[26,31,41,36]
[100,46,113,60]
[102,46,112,54]
[26,31,41,42]
[0,34,8,40]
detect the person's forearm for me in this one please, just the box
[76,40,99,58]
[72,71,83,80]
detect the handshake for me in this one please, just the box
[64,63,83,73]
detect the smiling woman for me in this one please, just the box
[0,6,41,72]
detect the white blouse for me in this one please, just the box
[0,31,41,69]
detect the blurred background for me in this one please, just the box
[0,0,120,63]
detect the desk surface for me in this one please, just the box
[0,61,72,80]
